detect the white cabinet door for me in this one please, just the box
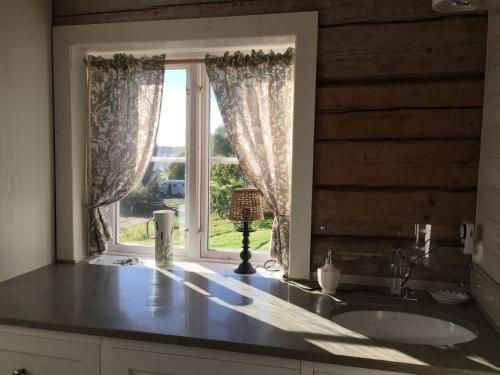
[102,338,300,375]
[0,325,100,375]
[0,350,82,375]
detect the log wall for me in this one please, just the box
[53,0,488,283]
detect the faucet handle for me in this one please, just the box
[391,248,402,263]
[390,249,397,270]
[391,248,397,261]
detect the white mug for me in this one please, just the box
[147,210,175,270]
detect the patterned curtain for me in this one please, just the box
[87,54,165,254]
[205,49,294,272]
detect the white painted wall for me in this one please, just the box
[0,1,54,281]
[473,9,500,331]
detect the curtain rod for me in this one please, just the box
[164,58,205,65]
[83,58,206,65]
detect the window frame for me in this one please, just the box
[198,67,269,263]
[108,63,193,259]
[53,12,318,279]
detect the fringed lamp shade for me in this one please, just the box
[228,188,264,222]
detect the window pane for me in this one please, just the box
[118,69,187,249]
[208,88,273,253]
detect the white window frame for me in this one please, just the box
[198,68,268,263]
[108,63,194,259]
[53,12,317,279]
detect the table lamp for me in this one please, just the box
[229,188,264,274]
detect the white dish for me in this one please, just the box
[430,289,469,305]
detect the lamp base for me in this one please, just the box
[234,261,256,275]
[234,221,256,275]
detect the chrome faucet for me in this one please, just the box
[390,249,417,301]
[390,249,403,296]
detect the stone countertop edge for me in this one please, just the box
[0,262,497,375]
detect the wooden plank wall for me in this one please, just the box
[53,0,488,284]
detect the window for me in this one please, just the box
[113,68,188,256]
[54,13,317,277]
[109,62,273,262]
[203,87,273,260]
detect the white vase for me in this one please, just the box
[147,210,175,270]
[317,266,341,294]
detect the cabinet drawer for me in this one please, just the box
[102,338,300,375]
[0,325,100,375]
[0,350,82,375]
[314,363,414,375]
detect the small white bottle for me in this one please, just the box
[317,249,341,294]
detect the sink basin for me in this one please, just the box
[332,310,477,345]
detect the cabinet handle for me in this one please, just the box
[12,368,26,375]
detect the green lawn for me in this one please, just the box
[119,215,271,253]
[208,217,271,252]
[119,216,184,247]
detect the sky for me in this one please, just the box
[156,69,223,147]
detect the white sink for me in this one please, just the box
[332,310,477,345]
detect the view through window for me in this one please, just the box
[118,69,187,248]
[208,89,273,253]
[116,66,272,256]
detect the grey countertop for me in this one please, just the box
[0,262,498,374]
